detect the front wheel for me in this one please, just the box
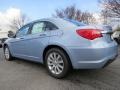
[45,48,71,78]
[4,46,13,61]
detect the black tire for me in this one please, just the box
[114,38,120,44]
[45,48,71,78]
[4,45,13,61]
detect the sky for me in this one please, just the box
[0,0,100,20]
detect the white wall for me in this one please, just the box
[0,26,9,38]
[0,32,8,38]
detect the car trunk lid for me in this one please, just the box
[95,25,113,43]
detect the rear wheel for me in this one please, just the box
[4,46,13,61]
[45,48,71,78]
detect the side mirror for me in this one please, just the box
[8,31,15,38]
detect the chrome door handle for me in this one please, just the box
[20,38,24,39]
[16,37,24,40]
[39,34,46,36]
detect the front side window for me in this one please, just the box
[16,26,30,37]
[31,22,45,34]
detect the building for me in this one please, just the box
[0,26,9,40]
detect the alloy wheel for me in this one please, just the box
[47,52,64,75]
[4,47,10,60]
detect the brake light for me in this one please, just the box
[76,29,103,40]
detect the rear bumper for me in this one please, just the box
[67,43,118,69]
[103,54,118,68]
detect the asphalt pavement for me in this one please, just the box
[0,48,120,90]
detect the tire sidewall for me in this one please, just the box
[4,46,12,61]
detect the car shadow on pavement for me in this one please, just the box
[12,58,45,68]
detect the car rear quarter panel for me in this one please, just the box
[49,29,118,69]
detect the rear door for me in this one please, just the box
[24,21,60,62]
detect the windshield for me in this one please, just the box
[64,18,86,26]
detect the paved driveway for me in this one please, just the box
[0,48,120,90]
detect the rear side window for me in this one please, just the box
[45,21,58,30]
[31,22,45,34]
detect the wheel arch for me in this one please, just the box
[43,45,73,68]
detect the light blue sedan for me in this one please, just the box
[3,18,118,78]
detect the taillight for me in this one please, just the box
[76,29,103,40]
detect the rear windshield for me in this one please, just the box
[64,18,86,26]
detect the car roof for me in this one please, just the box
[29,18,78,30]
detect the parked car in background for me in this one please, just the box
[0,38,8,48]
[0,39,2,48]
[112,30,120,44]
[3,18,118,78]
[0,29,9,48]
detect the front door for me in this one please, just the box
[10,24,32,58]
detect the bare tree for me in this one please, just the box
[100,0,120,18]
[81,12,96,24]
[101,10,110,24]
[9,14,29,31]
[53,5,96,24]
